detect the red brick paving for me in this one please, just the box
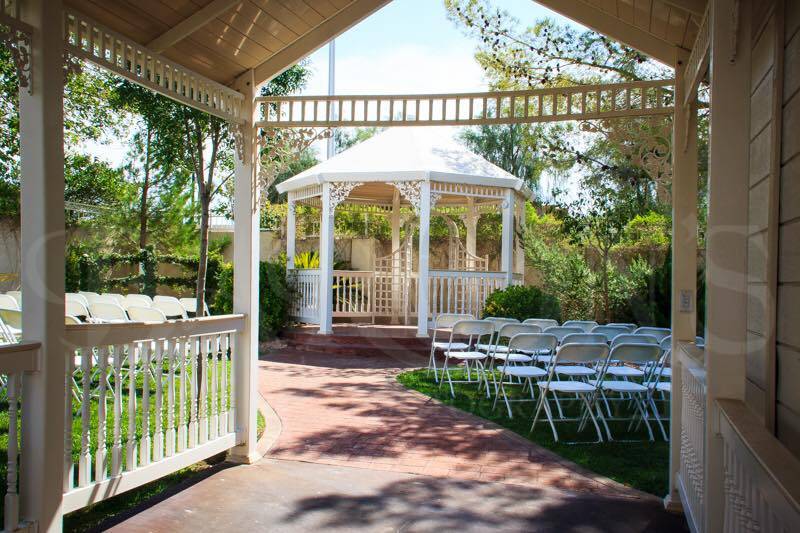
[258,348,650,499]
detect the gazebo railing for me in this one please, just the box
[333,271,374,318]
[289,269,321,324]
[429,270,508,317]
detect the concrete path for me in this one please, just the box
[107,348,687,532]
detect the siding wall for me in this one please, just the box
[745,0,800,458]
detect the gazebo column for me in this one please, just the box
[501,189,514,285]
[417,182,432,337]
[286,199,296,270]
[318,183,335,334]
[666,50,699,511]
[391,189,401,323]
[19,0,68,529]
[514,198,525,282]
[465,198,478,270]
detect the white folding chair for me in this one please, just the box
[531,342,610,442]
[607,322,637,332]
[562,320,599,332]
[153,298,188,319]
[0,308,22,339]
[65,300,90,320]
[88,302,129,323]
[590,343,665,441]
[633,326,671,342]
[591,325,630,343]
[439,320,494,399]
[127,305,167,323]
[78,291,101,303]
[179,297,210,316]
[523,318,559,330]
[67,292,90,307]
[6,290,21,307]
[101,293,125,306]
[484,323,542,391]
[493,333,557,418]
[543,326,583,344]
[427,313,474,382]
[612,334,659,348]
[124,294,153,308]
[561,333,607,346]
[65,315,81,325]
[0,294,19,310]
[606,334,660,380]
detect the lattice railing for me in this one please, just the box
[679,345,707,532]
[63,8,244,123]
[256,80,675,128]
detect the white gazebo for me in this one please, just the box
[276,127,533,336]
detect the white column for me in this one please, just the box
[666,50,699,511]
[500,189,514,284]
[514,199,525,280]
[19,0,67,530]
[391,189,401,323]
[286,200,296,270]
[228,71,259,464]
[417,181,431,337]
[465,198,478,270]
[704,1,751,530]
[318,183,334,334]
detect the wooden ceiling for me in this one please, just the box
[63,0,703,91]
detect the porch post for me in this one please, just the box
[319,182,334,334]
[286,198,296,270]
[514,197,525,281]
[465,198,478,270]
[666,50,699,511]
[229,70,260,463]
[391,189,401,323]
[417,181,431,337]
[18,0,67,530]
[704,0,751,529]
[501,189,514,285]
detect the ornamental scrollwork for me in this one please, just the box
[329,182,363,211]
[257,127,332,207]
[580,117,672,187]
[1,22,32,94]
[229,121,246,162]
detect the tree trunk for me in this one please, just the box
[138,128,152,249]
[196,190,210,318]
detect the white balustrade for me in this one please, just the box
[429,270,508,318]
[332,271,374,318]
[289,269,320,323]
[61,315,244,513]
[678,343,707,532]
[0,341,40,533]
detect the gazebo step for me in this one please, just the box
[282,325,432,357]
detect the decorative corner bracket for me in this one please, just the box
[329,182,363,211]
[0,18,32,94]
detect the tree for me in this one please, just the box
[459,124,543,190]
[334,127,382,152]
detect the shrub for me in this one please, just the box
[214,258,292,341]
[483,285,561,322]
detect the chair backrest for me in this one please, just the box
[562,332,608,346]
[124,294,153,308]
[6,290,21,306]
[154,295,181,303]
[633,327,671,342]
[0,316,18,343]
[65,315,81,325]
[102,293,125,306]
[508,333,558,355]
[179,297,210,315]
[78,291,100,303]
[66,292,90,307]
[609,343,663,365]
[497,323,542,343]
[93,294,119,305]
[612,334,659,347]
[591,325,630,342]
[562,320,599,332]
[607,322,637,332]
[450,319,494,340]
[153,299,187,319]
[695,336,705,348]
[0,294,19,310]
[0,308,22,329]
[433,313,474,330]
[127,305,168,323]
[484,317,519,327]
[523,318,559,330]
[65,300,89,318]
[553,342,610,365]
[543,326,583,342]
[88,302,129,322]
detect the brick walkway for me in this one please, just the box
[260,348,646,498]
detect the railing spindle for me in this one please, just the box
[95,346,108,482]
[140,343,151,466]
[112,345,123,477]
[154,341,164,461]
[126,342,137,471]
[78,348,91,487]
[166,339,176,457]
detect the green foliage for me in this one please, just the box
[483,285,561,322]
[621,211,671,249]
[334,127,382,152]
[294,251,319,269]
[459,124,544,191]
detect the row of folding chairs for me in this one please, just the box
[67,293,209,323]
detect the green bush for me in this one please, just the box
[214,258,292,341]
[483,285,561,322]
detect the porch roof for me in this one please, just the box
[275,127,533,200]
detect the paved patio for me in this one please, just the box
[108,345,687,532]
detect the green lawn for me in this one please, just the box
[397,369,670,496]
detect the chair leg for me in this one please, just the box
[541,394,560,442]
[428,347,438,382]
[530,392,546,434]
[634,395,655,441]
[551,389,565,419]
[580,395,604,443]
[499,379,512,418]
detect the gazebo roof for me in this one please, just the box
[275,127,533,199]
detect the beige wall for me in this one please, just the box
[745,0,800,457]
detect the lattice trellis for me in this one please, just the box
[258,127,332,206]
[580,116,673,186]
